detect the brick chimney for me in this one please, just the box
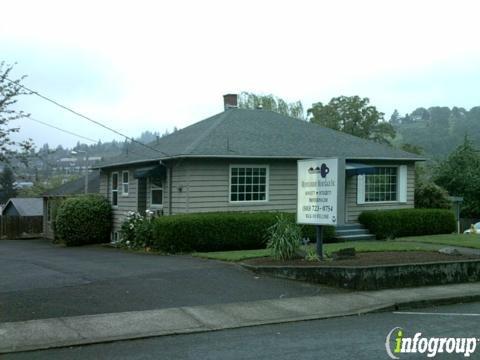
[223,94,238,110]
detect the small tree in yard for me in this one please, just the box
[55,195,112,246]
[0,166,17,203]
[0,62,34,163]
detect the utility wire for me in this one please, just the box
[27,116,98,143]
[3,76,170,157]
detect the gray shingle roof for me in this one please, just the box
[97,109,423,168]
[44,171,100,197]
[3,198,43,216]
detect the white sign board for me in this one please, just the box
[297,158,338,226]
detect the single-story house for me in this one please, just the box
[42,171,100,240]
[2,198,43,217]
[95,94,423,241]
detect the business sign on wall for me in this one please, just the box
[297,158,338,226]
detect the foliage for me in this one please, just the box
[266,214,302,261]
[391,106,480,158]
[118,210,156,249]
[55,195,112,246]
[415,181,451,209]
[150,212,335,253]
[18,175,79,197]
[0,166,17,203]
[0,62,34,163]
[359,209,456,240]
[239,92,305,119]
[308,95,395,144]
[434,137,480,217]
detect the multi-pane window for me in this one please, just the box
[365,167,397,202]
[230,166,268,202]
[112,173,118,206]
[122,171,129,196]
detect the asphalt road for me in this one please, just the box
[0,239,341,322]
[6,301,480,359]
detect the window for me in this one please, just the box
[122,171,129,196]
[151,179,163,206]
[151,186,163,206]
[112,172,118,206]
[365,167,397,202]
[230,166,268,202]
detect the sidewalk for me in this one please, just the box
[2,282,480,354]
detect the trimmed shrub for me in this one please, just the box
[55,195,112,246]
[151,212,335,253]
[267,214,302,260]
[415,181,451,209]
[359,208,456,240]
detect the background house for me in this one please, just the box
[96,95,423,241]
[43,170,100,240]
[1,198,43,239]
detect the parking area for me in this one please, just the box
[0,239,342,322]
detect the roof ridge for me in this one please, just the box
[181,110,230,155]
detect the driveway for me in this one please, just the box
[0,239,342,323]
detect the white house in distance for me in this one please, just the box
[94,94,423,241]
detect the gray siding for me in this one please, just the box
[345,163,415,223]
[169,159,297,214]
[100,159,417,233]
[101,168,139,236]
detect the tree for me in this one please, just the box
[434,137,480,217]
[0,62,34,162]
[238,92,305,119]
[0,166,17,203]
[389,109,400,125]
[308,96,396,144]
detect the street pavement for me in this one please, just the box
[5,301,480,359]
[0,239,341,322]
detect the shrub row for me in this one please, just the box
[151,212,335,253]
[358,208,456,240]
[55,195,112,246]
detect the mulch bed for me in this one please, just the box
[244,251,480,267]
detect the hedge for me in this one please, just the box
[55,195,112,246]
[358,208,456,240]
[151,212,335,253]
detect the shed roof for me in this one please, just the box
[3,198,43,216]
[97,108,423,168]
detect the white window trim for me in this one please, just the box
[357,165,407,204]
[122,170,129,196]
[111,172,119,207]
[228,164,269,203]
[149,178,164,208]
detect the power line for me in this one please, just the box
[3,76,170,157]
[27,116,98,143]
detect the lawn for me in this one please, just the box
[192,240,443,262]
[397,233,480,249]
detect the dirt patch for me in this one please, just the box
[244,251,480,267]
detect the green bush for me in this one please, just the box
[151,212,335,253]
[267,214,302,260]
[359,208,456,240]
[55,195,112,246]
[415,181,451,209]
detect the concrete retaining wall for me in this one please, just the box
[242,260,480,290]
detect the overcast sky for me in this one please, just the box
[2,0,480,148]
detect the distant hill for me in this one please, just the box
[390,106,480,158]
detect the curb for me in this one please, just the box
[2,284,480,354]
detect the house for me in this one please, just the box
[2,198,43,217]
[42,170,100,240]
[95,94,423,241]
